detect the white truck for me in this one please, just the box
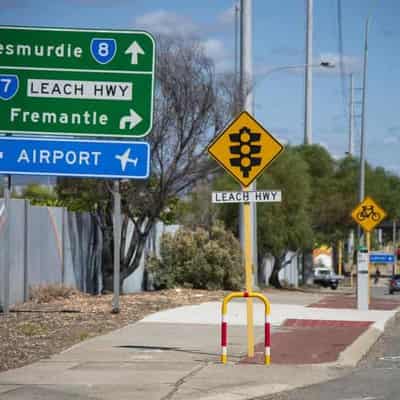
[313,267,343,290]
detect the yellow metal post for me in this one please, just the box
[338,240,343,276]
[367,231,371,304]
[243,187,254,358]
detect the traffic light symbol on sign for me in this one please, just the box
[229,127,261,178]
[207,111,284,187]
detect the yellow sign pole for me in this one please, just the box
[366,230,371,304]
[338,240,343,276]
[243,186,254,358]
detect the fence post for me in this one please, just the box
[2,176,11,313]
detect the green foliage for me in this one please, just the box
[213,147,313,259]
[56,178,109,212]
[256,147,314,256]
[18,184,62,207]
[212,173,241,236]
[147,223,244,290]
[173,182,218,229]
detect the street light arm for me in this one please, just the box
[253,61,335,87]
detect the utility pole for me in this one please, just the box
[347,73,355,273]
[348,73,354,156]
[304,0,313,145]
[234,2,240,115]
[357,18,370,311]
[359,18,369,214]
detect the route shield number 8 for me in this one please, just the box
[90,38,117,64]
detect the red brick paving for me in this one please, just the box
[308,295,400,310]
[240,319,373,365]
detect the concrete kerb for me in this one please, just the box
[336,307,400,367]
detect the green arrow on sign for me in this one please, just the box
[0,26,155,138]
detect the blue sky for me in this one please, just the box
[1,0,399,178]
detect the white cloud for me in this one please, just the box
[134,10,233,72]
[134,10,199,37]
[217,4,237,25]
[201,38,231,71]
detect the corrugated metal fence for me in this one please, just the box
[0,199,102,307]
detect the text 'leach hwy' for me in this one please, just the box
[28,79,133,101]
[212,190,282,203]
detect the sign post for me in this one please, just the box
[351,196,387,309]
[357,246,369,310]
[208,111,283,359]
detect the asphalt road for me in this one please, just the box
[262,289,400,400]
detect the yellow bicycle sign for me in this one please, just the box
[351,196,387,232]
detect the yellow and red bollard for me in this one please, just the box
[221,291,271,365]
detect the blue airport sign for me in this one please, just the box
[0,137,150,179]
[369,253,395,264]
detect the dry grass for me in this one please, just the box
[0,288,226,372]
[29,284,77,304]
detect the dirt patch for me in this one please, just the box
[0,288,226,372]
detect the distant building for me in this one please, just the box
[313,246,333,269]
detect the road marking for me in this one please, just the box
[340,397,380,400]
[379,355,400,361]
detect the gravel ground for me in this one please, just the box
[0,288,226,372]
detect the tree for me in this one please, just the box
[257,147,314,287]
[214,146,314,288]
[58,36,233,291]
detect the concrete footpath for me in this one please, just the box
[0,290,399,400]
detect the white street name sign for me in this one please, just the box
[212,190,282,204]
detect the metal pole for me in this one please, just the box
[2,176,11,313]
[348,73,354,156]
[304,0,313,145]
[239,0,255,358]
[359,18,369,209]
[112,180,121,313]
[393,220,397,276]
[23,199,29,302]
[234,2,240,116]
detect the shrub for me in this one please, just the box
[147,223,243,290]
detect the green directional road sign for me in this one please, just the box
[0,26,155,138]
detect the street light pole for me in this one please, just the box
[348,73,354,156]
[304,0,313,145]
[356,17,370,311]
[359,18,370,215]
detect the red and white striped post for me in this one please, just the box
[221,291,271,364]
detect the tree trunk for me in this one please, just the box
[101,227,114,293]
[269,256,283,288]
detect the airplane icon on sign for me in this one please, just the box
[115,148,138,171]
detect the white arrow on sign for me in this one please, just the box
[119,109,143,130]
[125,41,145,65]
[0,152,3,159]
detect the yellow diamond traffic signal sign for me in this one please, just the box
[207,111,284,187]
[351,196,387,232]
